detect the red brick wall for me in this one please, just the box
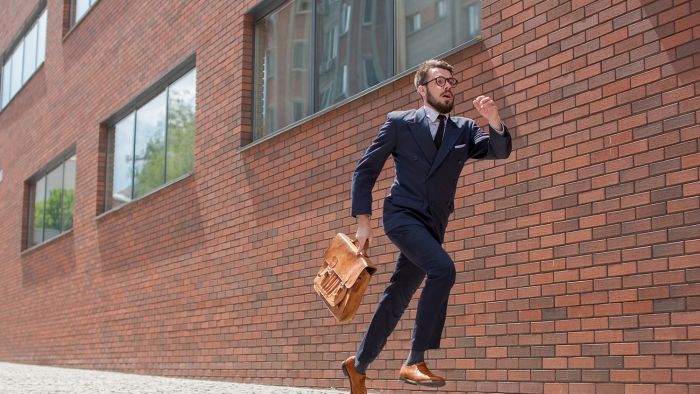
[0,0,699,393]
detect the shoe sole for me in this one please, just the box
[341,361,349,377]
[398,377,446,387]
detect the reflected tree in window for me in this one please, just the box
[105,68,196,210]
[28,155,75,247]
[166,70,196,183]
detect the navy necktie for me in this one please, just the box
[434,115,446,149]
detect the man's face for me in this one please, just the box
[420,68,455,114]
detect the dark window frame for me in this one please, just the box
[100,53,197,215]
[245,0,482,149]
[1,1,48,110]
[24,145,77,250]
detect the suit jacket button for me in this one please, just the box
[413,156,418,161]
[458,160,463,165]
[421,178,426,183]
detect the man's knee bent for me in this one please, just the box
[427,263,456,286]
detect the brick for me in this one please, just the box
[654,298,687,312]
[0,0,697,390]
[673,369,700,383]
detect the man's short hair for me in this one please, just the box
[414,59,454,90]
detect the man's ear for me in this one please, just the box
[417,85,425,102]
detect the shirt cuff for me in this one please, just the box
[490,123,505,135]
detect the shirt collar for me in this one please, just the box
[423,106,450,123]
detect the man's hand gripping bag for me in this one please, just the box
[314,233,377,322]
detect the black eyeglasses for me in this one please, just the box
[421,76,459,88]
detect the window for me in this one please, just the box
[73,0,99,26]
[407,13,421,33]
[463,1,481,40]
[297,0,311,12]
[362,0,373,24]
[341,4,351,34]
[339,64,348,95]
[253,0,312,140]
[319,86,333,110]
[105,68,196,211]
[292,41,308,70]
[292,101,305,122]
[252,0,481,140]
[437,1,447,17]
[321,26,339,69]
[364,57,379,88]
[1,9,47,109]
[28,154,76,247]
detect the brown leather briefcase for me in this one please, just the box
[315,233,377,323]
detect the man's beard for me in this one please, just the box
[426,88,454,114]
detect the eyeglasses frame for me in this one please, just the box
[421,76,459,88]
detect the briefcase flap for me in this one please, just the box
[323,233,377,288]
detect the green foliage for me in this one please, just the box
[133,132,165,197]
[133,90,195,196]
[166,93,196,182]
[34,188,74,233]
[62,189,75,230]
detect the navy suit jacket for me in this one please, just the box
[351,107,512,243]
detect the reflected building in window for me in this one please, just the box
[253,0,481,140]
[315,0,391,111]
[254,0,313,139]
[396,0,481,72]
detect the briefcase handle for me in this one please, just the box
[352,239,369,257]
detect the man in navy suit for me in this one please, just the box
[341,59,512,394]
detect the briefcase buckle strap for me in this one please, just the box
[317,266,348,307]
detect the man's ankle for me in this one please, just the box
[405,349,425,366]
[354,358,369,375]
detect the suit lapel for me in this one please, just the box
[407,107,437,163]
[428,117,461,177]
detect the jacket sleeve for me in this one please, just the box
[351,115,397,217]
[469,122,512,160]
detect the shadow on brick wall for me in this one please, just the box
[22,231,76,286]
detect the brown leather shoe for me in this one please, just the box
[341,356,367,394]
[398,361,446,387]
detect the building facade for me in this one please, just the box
[0,0,699,393]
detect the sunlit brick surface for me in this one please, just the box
[0,0,698,393]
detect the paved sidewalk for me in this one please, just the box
[0,362,349,394]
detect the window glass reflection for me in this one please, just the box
[254,0,312,139]
[76,0,90,22]
[28,155,78,248]
[105,66,196,212]
[44,164,65,242]
[62,156,76,232]
[315,0,390,111]
[2,62,10,108]
[10,41,24,98]
[253,0,481,139]
[32,176,46,246]
[166,69,196,183]
[2,9,47,108]
[133,91,167,198]
[22,24,38,84]
[396,0,481,73]
[109,114,135,208]
[36,10,47,66]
